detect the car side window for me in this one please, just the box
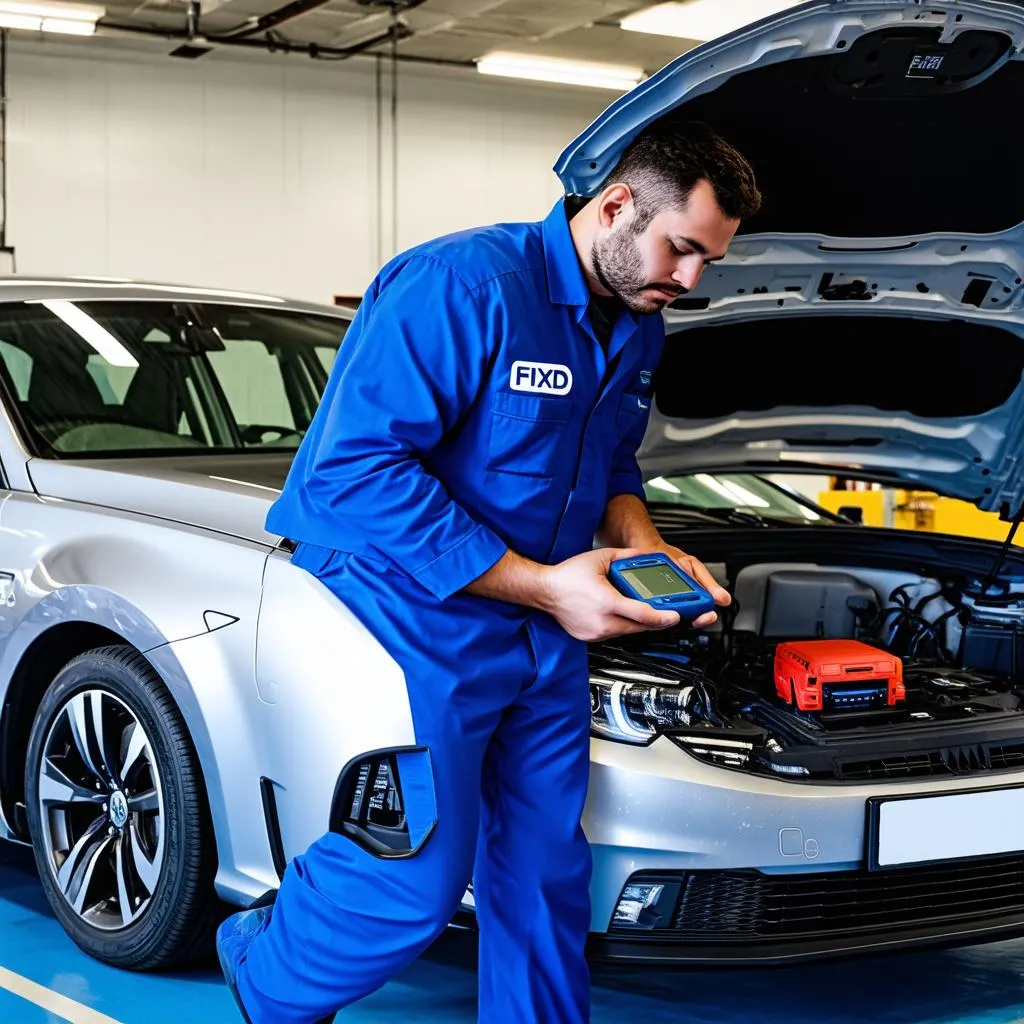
[3,300,346,456]
[315,345,337,375]
[0,339,32,401]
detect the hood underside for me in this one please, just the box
[637,310,1024,514]
[557,0,1024,236]
[559,0,1024,514]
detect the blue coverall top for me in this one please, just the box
[266,200,666,603]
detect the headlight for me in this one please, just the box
[589,670,701,744]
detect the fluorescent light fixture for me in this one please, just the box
[476,52,645,91]
[0,0,104,35]
[40,17,97,34]
[694,473,770,508]
[620,0,801,43]
[719,480,771,508]
[0,13,36,29]
[646,476,682,495]
[41,300,139,368]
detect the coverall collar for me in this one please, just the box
[542,199,642,329]
[542,200,596,311]
[543,200,645,370]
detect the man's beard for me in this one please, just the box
[591,227,685,314]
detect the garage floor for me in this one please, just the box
[3,844,1024,1024]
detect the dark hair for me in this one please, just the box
[601,120,761,229]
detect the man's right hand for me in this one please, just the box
[537,547,681,642]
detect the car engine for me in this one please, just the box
[589,564,1024,782]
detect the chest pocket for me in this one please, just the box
[616,391,652,438]
[486,391,573,479]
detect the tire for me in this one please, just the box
[25,645,220,970]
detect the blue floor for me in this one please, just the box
[4,843,1024,1023]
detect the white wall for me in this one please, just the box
[8,36,609,303]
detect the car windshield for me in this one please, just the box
[0,300,347,457]
[643,472,838,525]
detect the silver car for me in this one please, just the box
[7,0,1024,970]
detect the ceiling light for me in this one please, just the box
[41,301,139,367]
[620,0,801,43]
[0,12,38,28]
[40,17,97,34]
[476,52,645,91]
[646,476,682,495]
[0,0,104,35]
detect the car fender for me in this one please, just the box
[0,494,269,861]
[252,553,416,869]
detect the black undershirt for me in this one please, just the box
[588,292,623,353]
[564,196,625,352]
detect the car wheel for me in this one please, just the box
[25,645,219,969]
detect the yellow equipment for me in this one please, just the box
[817,484,1024,547]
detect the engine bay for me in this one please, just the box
[589,562,1024,782]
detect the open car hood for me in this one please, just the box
[555,0,1024,516]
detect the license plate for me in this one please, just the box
[868,786,1024,870]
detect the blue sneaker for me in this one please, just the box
[216,891,335,1024]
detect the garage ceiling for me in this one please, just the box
[89,0,701,72]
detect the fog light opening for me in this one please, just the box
[330,746,437,859]
[611,878,682,931]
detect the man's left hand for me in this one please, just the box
[646,543,731,629]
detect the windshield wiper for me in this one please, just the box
[646,503,804,528]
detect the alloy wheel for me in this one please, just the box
[36,688,166,931]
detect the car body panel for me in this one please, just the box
[150,554,418,905]
[27,455,290,547]
[250,553,417,889]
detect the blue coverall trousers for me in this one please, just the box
[235,547,593,1023]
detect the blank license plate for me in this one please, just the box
[871,787,1024,870]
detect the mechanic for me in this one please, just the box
[217,120,761,1024]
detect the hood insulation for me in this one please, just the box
[658,315,1023,419]
[675,25,1018,238]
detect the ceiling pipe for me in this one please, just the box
[95,16,444,64]
[216,0,335,41]
[213,0,427,44]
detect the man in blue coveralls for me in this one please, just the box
[218,120,760,1023]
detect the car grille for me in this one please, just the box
[837,741,1024,780]
[659,857,1024,940]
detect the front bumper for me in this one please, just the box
[586,909,1024,965]
[583,735,1024,961]
[586,855,1024,964]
